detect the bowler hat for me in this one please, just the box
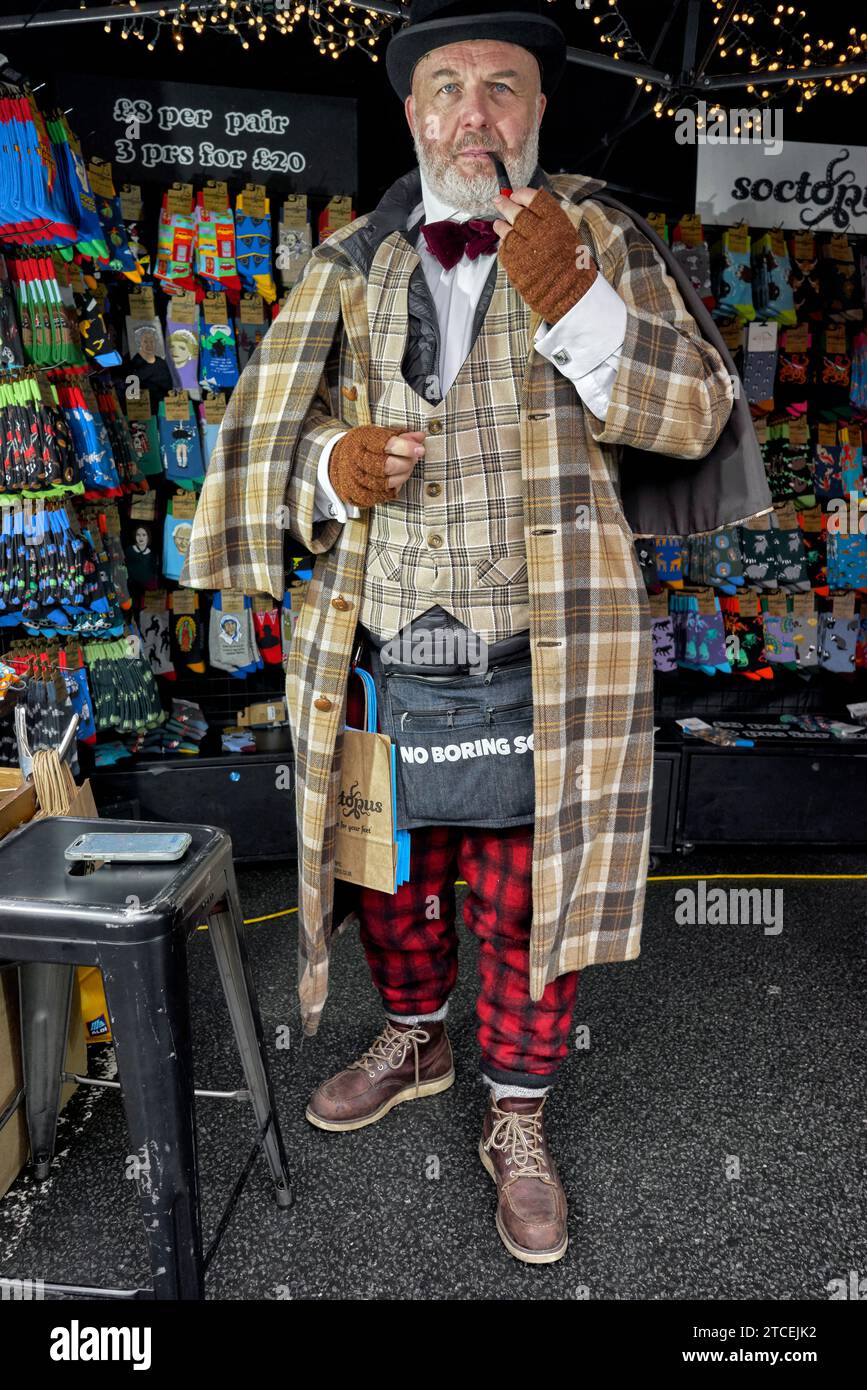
[386,0,567,99]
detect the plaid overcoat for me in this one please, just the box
[183,166,736,1036]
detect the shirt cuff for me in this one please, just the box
[534,272,627,378]
[314,431,361,523]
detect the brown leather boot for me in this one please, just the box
[479,1093,568,1264]
[306,1019,455,1132]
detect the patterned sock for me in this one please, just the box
[138,608,174,677]
[252,607,282,663]
[169,590,206,673]
[209,592,260,676]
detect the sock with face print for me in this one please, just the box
[166,314,201,398]
[169,589,206,673]
[208,591,261,676]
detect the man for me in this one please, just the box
[183,0,745,1264]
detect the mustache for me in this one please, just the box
[452,142,501,155]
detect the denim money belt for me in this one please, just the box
[366,641,535,830]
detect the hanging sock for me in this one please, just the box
[154,190,197,294]
[158,398,206,489]
[47,115,106,258]
[122,513,159,587]
[139,606,175,677]
[276,203,312,292]
[712,226,756,324]
[162,500,196,582]
[76,290,121,368]
[124,316,174,407]
[0,253,24,366]
[788,230,822,322]
[168,589,206,673]
[97,194,142,282]
[671,216,714,312]
[59,653,97,742]
[234,190,276,304]
[209,591,262,676]
[817,612,860,673]
[751,230,796,327]
[197,401,222,473]
[127,414,162,478]
[194,193,242,303]
[252,604,282,664]
[0,94,77,245]
[166,311,201,398]
[235,313,269,370]
[55,378,121,493]
[653,535,687,588]
[198,317,239,394]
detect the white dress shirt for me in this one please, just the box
[313,169,627,524]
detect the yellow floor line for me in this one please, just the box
[194,869,867,930]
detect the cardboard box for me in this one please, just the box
[0,781,36,841]
[0,969,87,1200]
[237,700,288,728]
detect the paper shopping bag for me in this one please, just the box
[334,723,398,893]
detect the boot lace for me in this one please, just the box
[483,1099,551,1181]
[348,1021,432,1096]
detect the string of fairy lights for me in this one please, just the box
[91,0,867,108]
[651,2,866,121]
[104,1,396,62]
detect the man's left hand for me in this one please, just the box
[493,187,598,324]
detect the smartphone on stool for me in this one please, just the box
[64,832,193,863]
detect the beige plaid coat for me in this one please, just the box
[183,169,734,1036]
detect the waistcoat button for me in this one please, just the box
[426,482,442,498]
[313,697,333,711]
[428,419,443,435]
[427,533,444,549]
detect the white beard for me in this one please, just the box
[412,126,541,219]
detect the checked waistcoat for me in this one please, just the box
[359,235,533,645]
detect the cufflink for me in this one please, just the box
[553,347,571,366]
[329,504,337,517]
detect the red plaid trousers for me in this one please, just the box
[356,823,580,1087]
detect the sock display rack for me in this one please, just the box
[639,208,867,853]
[0,62,356,857]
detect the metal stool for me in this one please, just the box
[0,816,293,1300]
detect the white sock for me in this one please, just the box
[385,1001,449,1026]
[488,1080,550,1102]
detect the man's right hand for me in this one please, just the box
[328,425,426,509]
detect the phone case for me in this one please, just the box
[64,832,192,862]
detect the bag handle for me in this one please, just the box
[347,664,378,735]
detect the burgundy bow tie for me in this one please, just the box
[421,217,499,271]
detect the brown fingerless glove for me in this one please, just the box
[328,424,400,509]
[499,187,598,325]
